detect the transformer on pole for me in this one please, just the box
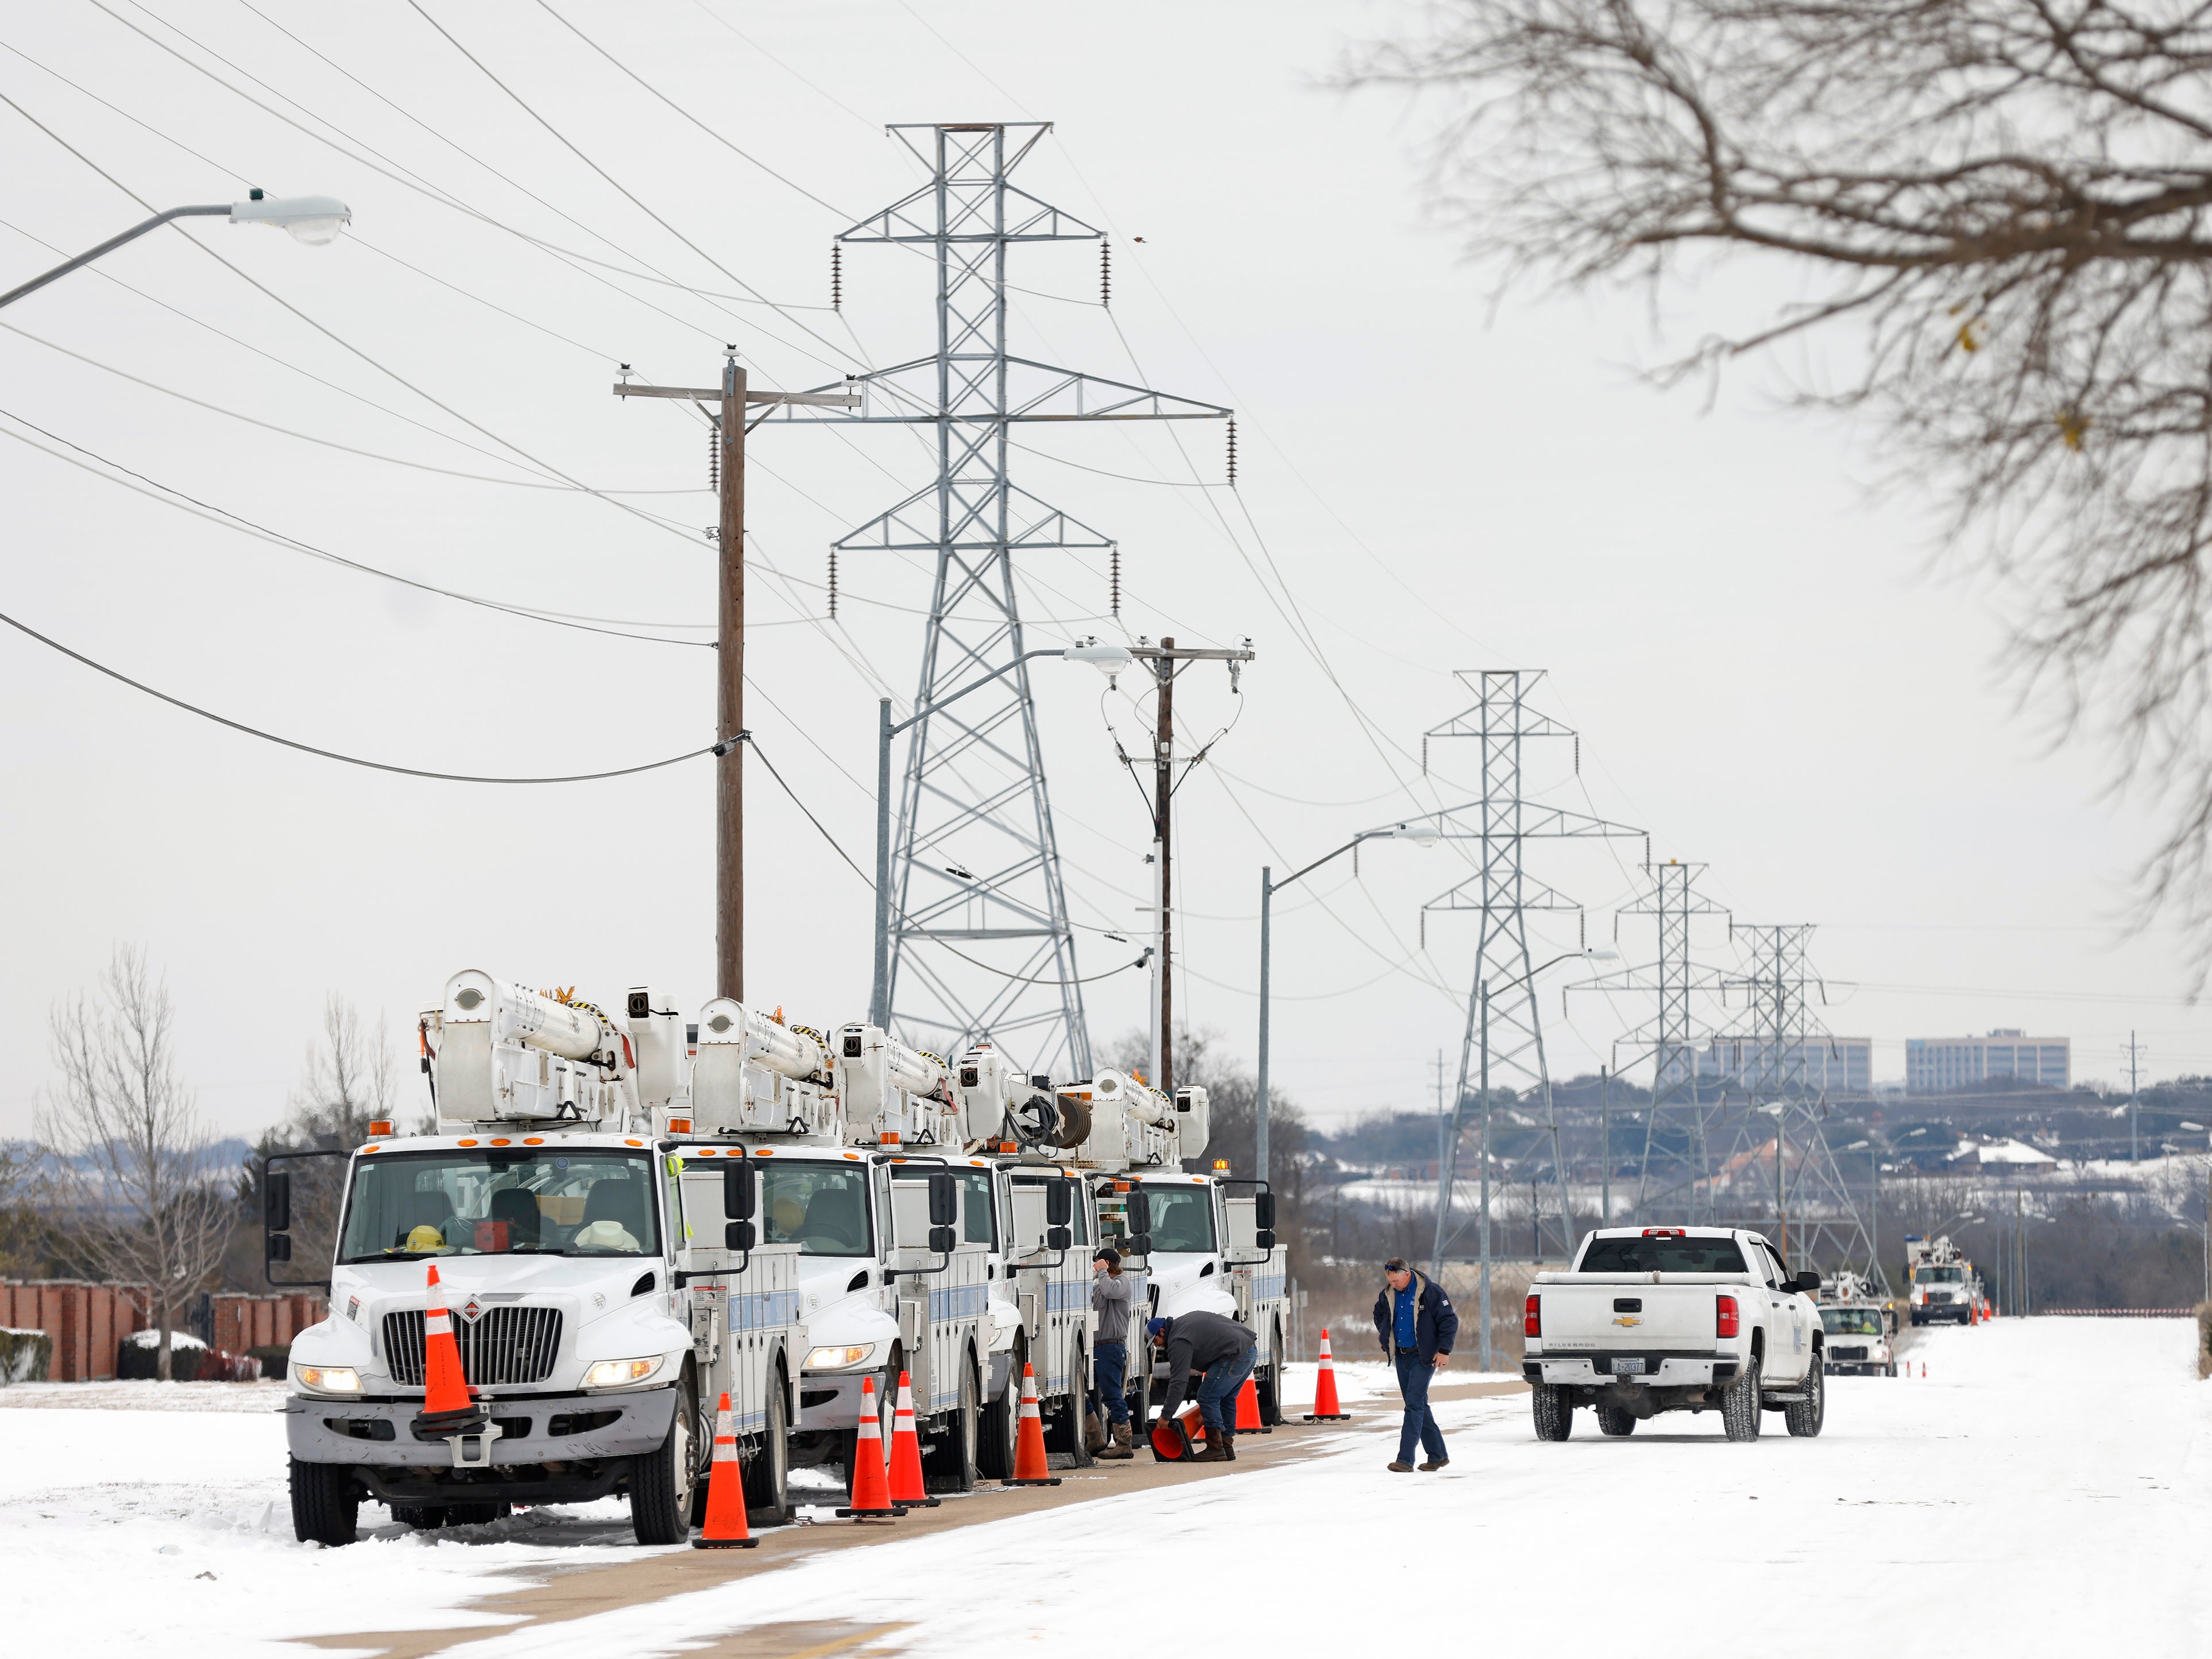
[767,123,1229,1078]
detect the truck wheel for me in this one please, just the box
[741,1367,791,1521]
[289,1457,360,1546]
[1722,1355,1762,1442]
[1256,1323,1287,1426]
[1595,1403,1637,1437]
[1048,1343,1096,1468]
[978,1344,1022,1480]
[630,1376,698,1546]
[1885,1361,1898,1378]
[1785,1355,1826,1438]
[1530,1384,1573,1441]
[923,1357,980,1492]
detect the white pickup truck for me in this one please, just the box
[1521,1227,1828,1442]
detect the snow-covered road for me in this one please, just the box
[7,1318,2206,1659]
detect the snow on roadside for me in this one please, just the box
[2,1405,671,1659]
[0,1379,288,1412]
[427,1318,2212,1659]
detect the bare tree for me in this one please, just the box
[1354,1,2212,968]
[283,996,404,1149]
[37,946,233,1380]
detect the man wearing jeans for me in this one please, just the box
[1090,1248,1136,1459]
[1149,1310,1256,1463]
[1371,1256,1457,1472]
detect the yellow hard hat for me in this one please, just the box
[404,1224,446,1252]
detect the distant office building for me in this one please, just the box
[1696,1036,1871,1094]
[1905,1030,2070,1095]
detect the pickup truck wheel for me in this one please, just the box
[288,1457,360,1546]
[1530,1383,1573,1441]
[630,1376,698,1545]
[741,1367,791,1519]
[1784,1354,1826,1437]
[1595,1403,1636,1437]
[1721,1355,1762,1441]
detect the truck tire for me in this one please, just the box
[1595,1403,1637,1437]
[1722,1355,1762,1442]
[979,1342,1022,1480]
[1784,1354,1826,1437]
[1530,1383,1573,1441]
[289,1457,359,1547]
[923,1356,980,1492]
[1256,1323,1287,1426]
[741,1366,791,1521]
[1884,1360,1898,1378]
[630,1376,698,1546]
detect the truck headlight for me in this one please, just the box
[805,1343,880,1371]
[582,1356,666,1389]
[294,1364,361,1395]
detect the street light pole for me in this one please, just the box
[0,192,351,312]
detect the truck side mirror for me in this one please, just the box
[723,1162,756,1221]
[1126,1188,1151,1236]
[1046,1177,1073,1228]
[1045,1225,1072,1251]
[265,1171,291,1232]
[724,1219,757,1252]
[928,1171,959,1229]
[929,1224,956,1255]
[1254,1191,1275,1232]
[1794,1270,1822,1294]
[266,1232,293,1263]
[1255,1228,1277,1251]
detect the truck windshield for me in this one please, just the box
[1915,1265,1964,1283]
[338,1149,659,1263]
[760,1163,873,1257]
[1820,1308,1886,1336]
[1577,1235,1749,1274]
[1144,1186,1216,1252]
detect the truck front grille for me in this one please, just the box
[1832,1345,1868,1361]
[383,1306,563,1386]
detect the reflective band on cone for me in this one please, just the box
[693,1391,758,1548]
[1305,1328,1350,1421]
[1002,1362,1062,1486]
[836,1374,903,1519]
[886,1370,939,1508]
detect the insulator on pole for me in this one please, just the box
[832,242,842,311]
[1100,239,1111,308]
[828,549,838,620]
[1226,417,1238,487]
[1110,544,1121,618]
[707,422,720,490]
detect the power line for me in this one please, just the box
[0,608,716,783]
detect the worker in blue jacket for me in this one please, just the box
[1371,1256,1457,1472]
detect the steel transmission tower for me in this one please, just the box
[776,123,1228,1076]
[1421,671,1639,1271]
[1571,859,1730,1224]
[1708,925,1888,1290]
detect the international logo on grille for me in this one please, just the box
[461,1297,485,1324]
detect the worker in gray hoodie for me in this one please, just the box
[1148,1309,1256,1463]
[1090,1248,1137,1458]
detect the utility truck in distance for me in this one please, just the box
[1522,1226,1827,1443]
[1904,1234,1981,1326]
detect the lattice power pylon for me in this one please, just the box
[1706,925,1887,1289]
[1417,671,1639,1270]
[1571,858,1731,1224]
[770,123,1228,1077]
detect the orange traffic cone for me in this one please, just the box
[1149,1402,1208,1461]
[1001,1362,1062,1487]
[693,1391,759,1549]
[1920,1362,1927,1378]
[1305,1328,1350,1422]
[885,1370,939,1509]
[1234,1373,1268,1434]
[415,1263,480,1430]
[836,1374,902,1520]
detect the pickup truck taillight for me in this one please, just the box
[1716,1294,1740,1338]
[1524,1293,1541,1337]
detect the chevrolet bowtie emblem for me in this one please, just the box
[1612,1314,1642,1327]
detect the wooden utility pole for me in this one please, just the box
[613,358,857,1002]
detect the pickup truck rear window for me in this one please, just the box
[1577,1236,1748,1274]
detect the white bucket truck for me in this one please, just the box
[1051,1068,1293,1427]
[276,973,806,1546]
[953,1041,1100,1475]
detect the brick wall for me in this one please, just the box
[0,1283,325,1380]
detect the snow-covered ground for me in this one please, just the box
[7,1318,2207,1658]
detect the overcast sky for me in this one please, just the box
[3,0,2206,1143]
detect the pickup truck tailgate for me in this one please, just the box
[1533,1278,1731,1349]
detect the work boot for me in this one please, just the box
[1419,1459,1449,1472]
[1189,1441,1232,1463]
[1387,1461,1414,1472]
[1218,1430,1236,1461]
[1096,1421,1134,1460]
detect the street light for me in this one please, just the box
[871,642,1121,1029]
[1254,819,1446,1185]
[0,190,351,311]
[1434,944,1617,1371]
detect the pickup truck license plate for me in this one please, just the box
[1611,1357,1646,1375]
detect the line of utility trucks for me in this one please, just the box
[272,970,1289,1546]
